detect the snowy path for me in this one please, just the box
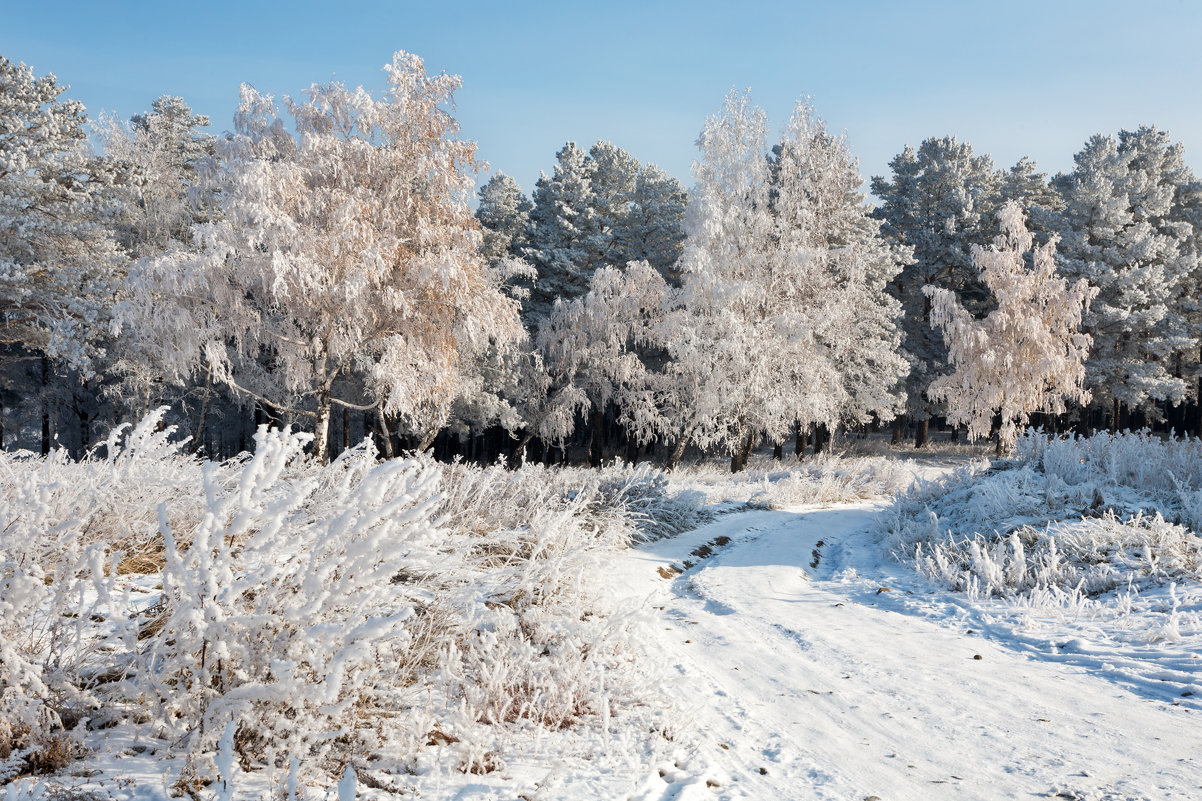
[615,502,1202,801]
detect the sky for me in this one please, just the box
[3,0,1201,201]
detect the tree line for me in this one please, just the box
[2,51,1199,468]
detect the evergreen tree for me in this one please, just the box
[1052,127,1198,429]
[871,136,1000,445]
[476,172,532,265]
[622,163,688,283]
[524,142,595,323]
[0,57,124,373]
[999,156,1063,241]
[586,141,640,269]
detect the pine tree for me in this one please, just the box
[871,136,1000,445]
[999,156,1062,241]
[476,172,532,265]
[622,163,688,284]
[926,202,1096,454]
[524,142,596,323]
[0,57,124,373]
[586,141,640,268]
[1052,127,1198,430]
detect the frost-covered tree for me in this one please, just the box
[98,96,218,421]
[665,93,888,470]
[925,201,1097,454]
[120,52,524,460]
[524,260,670,464]
[476,172,532,265]
[999,156,1062,240]
[770,102,909,433]
[1052,127,1198,429]
[622,163,688,283]
[100,95,215,258]
[0,56,124,372]
[872,136,1000,445]
[524,142,595,323]
[587,141,640,268]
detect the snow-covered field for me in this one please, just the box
[3,426,1201,800]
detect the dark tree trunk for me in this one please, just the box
[41,356,51,456]
[795,422,808,460]
[190,367,212,456]
[814,423,829,455]
[510,429,536,468]
[891,415,906,446]
[914,418,929,449]
[589,407,605,468]
[667,427,693,470]
[373,408,395,459]
[342,407,351,453]
[730,428,755,473]
[773,442,783,461]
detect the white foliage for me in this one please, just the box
[0,57,125,372]
[924,202,1097,452]
[663,94,906,461]
[880,430,1202,600]
[118,52,523,458]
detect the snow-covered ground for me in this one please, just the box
[6,446,1201,801]
[380,465,1202,800]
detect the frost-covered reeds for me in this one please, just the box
[0,412,667,787]
[0,412,914,790]
[879,430,1202,600]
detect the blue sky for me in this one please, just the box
[4,0,1201,200]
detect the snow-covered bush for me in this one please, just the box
[0,415,672,788]
[880,430,1202,599]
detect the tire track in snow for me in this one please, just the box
[623,502,1202,801]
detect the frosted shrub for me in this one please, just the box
[0,415,669,788]
[881,430,1202,599]
[139,426,444,775]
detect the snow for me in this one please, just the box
[610,497,1202,800]
[5,448,1201,800]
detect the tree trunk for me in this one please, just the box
[41,356,51,456]
[373,407,395,459]
[891,415,905,446]
[914,418,929,449]
[795,422,808,460]
[773,442,783,461]
[342,407,351,453]
[667,427,693,471]
[312,391,333,464]
[1111,397,1121,434]
[510,429,535,468]
[625,434,640,465]
[814,423,829,455]
[589,407,605,468]
[730,428,755,473]
[1197,375,1202,439]
[190,366,213,456]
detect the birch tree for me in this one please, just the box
[925,201,1097,454]
[120,52,523,460]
